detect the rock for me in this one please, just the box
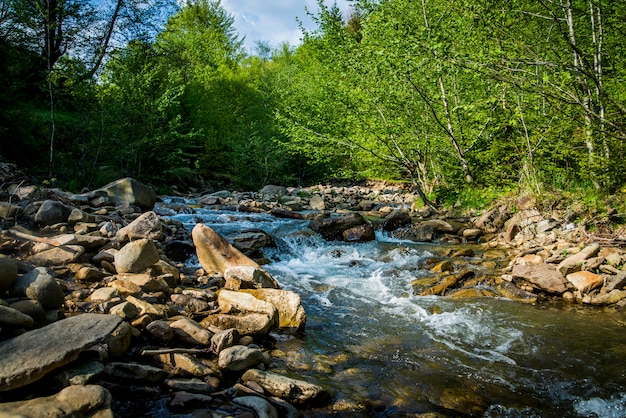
[169,391,213,410]
[145,319,174,341]
[308,213,368,241]
[497,282,538,303]
[343,223,375,242]
[103,362,165,383]
[0,385,113,417]
[566,271,603,293]
[156,352,219,377]
[0,314,122,391]
[260,185,287,197]
[201,312,275,337]
[165,378,217,394]
[605,272,626,292]
[511,264,567,294]
[462,228,483,241]
[115,273,170,293]
[0,202,20,220]
[224,266,279,290]
[211,328,240,354]
[28,245,84,267]
[67,208,96,226]
[109,301,139,320]
[95,177,156,210]
[192,224,259,275]
[12,267,65,309]
[240,289,306,333]
[233,396,278,418]
[75,266,107,283]
[557,243,601,275]
[104,320,133,358]
[0,304,35,328]
[309,194,325,211]
[0,257,18,293]
[9,300,47,328]
[392,223,436,242]
[125,295,168,318]
[382,209,412,232]
[170,317,214,346]
[170,294,211,313]
[241,369,330,405]
[89,287,119,302]
[34,199,72,226]
[114,238,160,273]
[115,211,162,242]
[587,289,626,305]
[164,240,196,262]
[218,345,269,372]
[228,229,276,257]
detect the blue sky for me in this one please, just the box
[220,0,352,53]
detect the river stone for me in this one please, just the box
[0,256,18,293]
[115,210,162,242]
[557,243,601,276]
[34,199,72,226]
[233,396,278,418]
[511,264,567,294]
[343,223,375,242]
[0,304,35,328]
[201,312,276,337]
[89,287,119,302]
[0,313,122,391]
[309,194,325,211]
[0,202,20,219]
[9,299,46,328]
[211,328,240,354]
[67,208,96,226]
[192,224,260,275]
[95,177,156,210]
[145,319,173,341]
[497,282,538,304]
[103,362,165,383]
[165,378,216,394]
[156,352,219,377]
[218,345,269,372]
[12,267,65,309]
[219,290,277,319]
[240,289,306,333]
[125,295,168,318]
[104,320,133,358]
[109,301,139,320]
[114,238,160,273]
[224,266,279,290]
[307,213,368,241]
[241,369,330,405]
[382,208,411,232]
[0,384,113,417]
[170,317,213,346]
[28,244,84,267]
[566,271,603,293]
[75,266,107,283]
[260,185,287,197]
[588,289,626,305]
[116,273,170,293]
[170,294,211,313]
[228,229,276,257]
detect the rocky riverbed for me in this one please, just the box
[0,164,625,417]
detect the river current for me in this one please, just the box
[160,200,626,417]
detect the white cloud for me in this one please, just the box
[220,0,351,53]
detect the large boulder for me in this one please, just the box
[308,213,369,241]
[192,224,259,275]
[382,208,412,232]
[114,238,160,274]
[0,314,122,391]
[96,177,156,210]
[34,200,73,226]
[11,267,65,309]
[241,288,306,333]
[511,264,567,294]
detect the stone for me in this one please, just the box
[115,211,163,242]
[240,289,306,333]
[28,245,84,267]
[34,199,72,226]
[95,177,156,210]
[170,294,211,313]
[75,266,107,283]
[309,194,326,211]
[382,208,411,232]
[557,243,601,276]
[218,345,269,372]
[165,378,216,394]
[511,264,567,294]
[228,229,276,257]
[145,320,173,341]
[0,257,18,293]
[12,267,65,309]
[169,391,213,410]
[233,396,278,418]
[156,353,219,377]
[566,271,603,293]
[104,320,133,358]
[392,223,436,242]
[224,266,279,290]
[0,202,20,220]
[343,223,375,242]
[114,238,160,273]
[115,273,170,293]
[192,224,259,275]
[89,287,119,302]
[241,369,330,405]
[170,317,214,346]
[260,185,287,197]
[462,228,483,241]
[497,282,538,304]
[164,240,196,262]
[103,362,165,383]
[201,312,275,337]
[9,299,46,328]
[605,272,626,292]
[0,314,122,391]
[0,385,113,417]
[308,213,368,241]
[125,295,168,318]
[0,304,35,328]
[109,301,139,320]
[588,289,626,305]
[211,328,240,354]
[67,208,96,225]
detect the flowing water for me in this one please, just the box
[161,200,626,417]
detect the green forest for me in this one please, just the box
[1,0,625,209]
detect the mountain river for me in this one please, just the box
[161,199,626,417]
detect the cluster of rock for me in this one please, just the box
[0,176,328,417]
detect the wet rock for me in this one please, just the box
[382,208,411,232]
[587,289,626,305]
[94,177,156,210]
[0,384,113,417]
[34,199,72,226]
[343,223,375,242]
[421,275,458,296]
[566,271,603,293]
[228,229,276,258]
[241,369,330,405]
[218,345,269,372]
[462,228,483,241]
[103,362,165,383]
[233,396,278,418]
[192,224,259,275]
[114,238,160,274]
[0,257,18,293]
[557,243,601,276]
[170,317,214,346]
[497,282,538,303]
[67,208,96,226]
[0,304,35,329]
[125,295,168,318]
[392,223,436,242]
[605,272,626,292]
[104,320,133,358]
[156,352,219,378]
[224,266,279,290]
[240,289,306,333]
[115,211,162,242]
[0,314,122,391]
[165,378,216,394]
[12,267,64,309]
[511,264,567,294]
[308,213,369,241]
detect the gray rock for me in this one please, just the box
[382,208,411,232]
[217,345,269,371]
[0,257,18,293]
[156,352,219,377]
[34,199,72,226]
[233,396,278,418]
[0,313,122,391]
[103,362,165,383]
[115,211,163,242]
[211,328,240,354]
[145,319,174,341]
[557,243,601,275]
[109,301,139,320]
[12,267,65,309]
[9,299,47,328]
[309,194,325,211]
[241,369,330,405]
[511,264,567,294]
[27,245,84,267]
[0,384,113,417]
[170,317,213,346]
[165,378,216,394]
[224,266,279,290]
[260,185,287,197]
[308,213,368,241]
[95,177,156,210]
[114,238,160,273]
[0,304,35,328]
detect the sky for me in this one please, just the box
[220,0,352,53]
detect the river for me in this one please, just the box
[161,200,626,417]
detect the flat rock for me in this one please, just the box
[511,264,567,294]
[557,243,601,275]
[241,369,330,405]
[0,313,122,391]
[241,289,306,333]
[94,177,156,210]
[27,245,84,267]
[192,224,259,275]
[566,271,603,293]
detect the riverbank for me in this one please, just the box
[0,169,625,416]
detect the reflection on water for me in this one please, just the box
[162,202,626,417]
